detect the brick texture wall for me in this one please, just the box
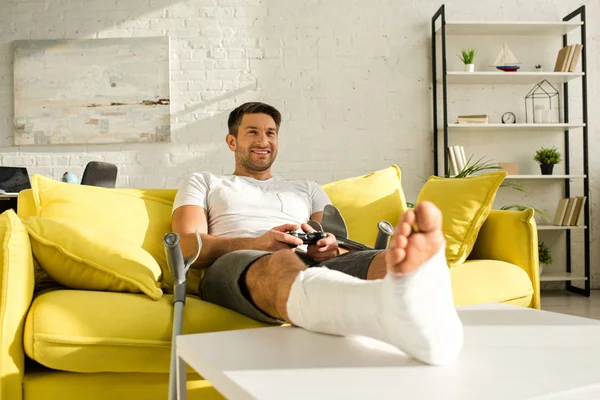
[0,0,598,288]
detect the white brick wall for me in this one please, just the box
[0,0,599,288]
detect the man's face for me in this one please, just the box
[228,113,279,173]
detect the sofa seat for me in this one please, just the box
[24,290,268,373]
[450,260,534,307]
[23,371,224,400]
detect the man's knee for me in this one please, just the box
[245,249,304,290]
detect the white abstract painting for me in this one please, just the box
[13,37,170,145]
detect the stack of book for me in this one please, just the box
[447,145,467,176]
[456,114,489,124]
[552,196,587,226]
[553,44,584,72]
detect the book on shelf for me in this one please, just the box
[552,196,587,226]
[571,196,587,226]
[456,114,489,124]
[447,145,467,176]
[552,198,570,226]
[553,45,584,72]
[568,44,584,72]
[448,147,459,176]
[561,198,577,226]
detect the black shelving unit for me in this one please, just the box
[431,5,590,296]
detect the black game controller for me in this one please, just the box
[286,231,328,245]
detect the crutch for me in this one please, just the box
[163,231,201,400]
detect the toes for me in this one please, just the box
[390,233,408,250]
[385,247,406,268]
[399,221,412,238]
[414,201,443,233]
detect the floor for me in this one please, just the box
[540,290,600,320]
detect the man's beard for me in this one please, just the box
[238,150,275,172]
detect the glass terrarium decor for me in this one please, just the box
[525,79,560,124]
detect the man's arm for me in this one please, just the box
[172,205,304,269]
[172,205,256,269]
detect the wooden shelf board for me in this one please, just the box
[437,21,583,36]
[537,225,587,231]
[442,72,584,84]
[540,273,588,282]
[444,123,585,132]
[505,175,586,180]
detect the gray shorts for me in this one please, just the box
[198,249,383,324]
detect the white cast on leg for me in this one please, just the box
[286,247,463,365]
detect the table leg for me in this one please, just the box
[176,350,187,400]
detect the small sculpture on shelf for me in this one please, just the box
[533,146,561,175]
[490,42,520,72]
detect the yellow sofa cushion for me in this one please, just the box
[30,175,176,286]
[322,165,408,247]
[416,171,506,266]
[0,209,35,400]
[450,259,533,307]
[24,290,268,373]
[24,217,163,300]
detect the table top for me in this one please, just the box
[177,303,600,400]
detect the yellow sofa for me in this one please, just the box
[1,180,539,400]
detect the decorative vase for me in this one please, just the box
[540,164,554,175]
[464,64,475,72]
[539,263,545,276]
[61,172,79,184]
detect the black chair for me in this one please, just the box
[80,161,118,188]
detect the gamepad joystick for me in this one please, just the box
[286,231,328,245]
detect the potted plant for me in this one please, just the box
[534,146,561,175]
[535,64,543,72]
[458,48,476,72]
[538,241,552,276]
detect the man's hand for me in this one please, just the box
[301,223,339,262]
[255,223,304,252]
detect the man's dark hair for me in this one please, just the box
[227,102,282,137]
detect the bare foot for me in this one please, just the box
[384,201,445,275]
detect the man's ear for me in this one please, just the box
[226,134,236,151]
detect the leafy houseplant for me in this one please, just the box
[538,241,552,275]
[458,48,476,72]
[534,146,561,175]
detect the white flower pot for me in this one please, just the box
[464,64,475,72]
[539,263,545,276]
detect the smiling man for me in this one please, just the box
[171,102,463,365]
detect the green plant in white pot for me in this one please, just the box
[534,146,561,175]
[538,241,552,276]
[458,48,476,72]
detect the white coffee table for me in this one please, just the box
[175,303,600,400]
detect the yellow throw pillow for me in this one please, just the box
[0,210,35,399]
[322,165,408,247]
[24,217,163,300]
[416,171,507,266]
[30,174,174,285]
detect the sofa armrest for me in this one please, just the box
[468,209,540,309]
[0,210,36,400]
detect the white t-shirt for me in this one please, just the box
[173,172,332,239]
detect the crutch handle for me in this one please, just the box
[374,220,394,250]
[163,233,187,304]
